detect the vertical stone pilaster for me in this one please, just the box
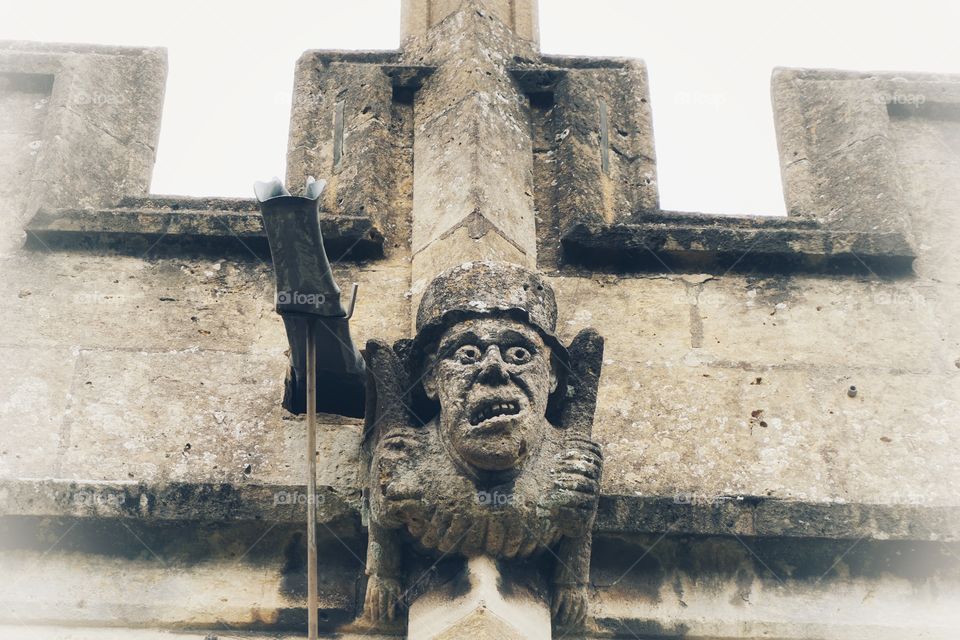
[399,4,557,631]
[401,0,539,46]
[406,3,540,303]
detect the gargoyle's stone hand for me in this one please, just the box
[555,436,603,492]
[552,583,589,629]
[546,435,603,538]
[362,573,402,624]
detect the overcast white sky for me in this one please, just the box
[2,1,958,214]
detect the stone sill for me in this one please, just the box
[561,213,916,276]
[2,478,955,542]
[24,196,385,260]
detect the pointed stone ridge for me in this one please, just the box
[402,0,539,46]
[406,0,541,293]
[407,556,551,640]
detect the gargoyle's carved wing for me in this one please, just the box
[362,339,414,447]
[557,328,605,438]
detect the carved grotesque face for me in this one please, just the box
[423,317,558,473]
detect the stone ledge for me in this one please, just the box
[0,478,360,525]
[561,213,916,275]
[296,49,400,65]
[24,196,385,260]
[0,40,166,57]
[598,495,959,542]
[2,479,955,542]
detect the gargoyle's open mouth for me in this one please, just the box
[469,399,521,426]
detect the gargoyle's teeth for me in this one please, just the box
[470,400,521,425]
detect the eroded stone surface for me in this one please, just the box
[407,5,540,271]
[360,262,602,631]
[402,0,539,45]
[2,11,960,640]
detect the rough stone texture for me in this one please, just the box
[406,5,540,274]
[0,346,74,479]
[772,70,914,237]
[401,0,539,45]
[0,70,50,255]
[0,248,410,487]
[286,50,412,255]
[556,69,925,275]
[1,11,959,640]
[531,58,659,229]
[550,272,960,510]
[26,196,384,260]
[0,41,166,254]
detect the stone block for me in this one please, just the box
[549,273,693,362]
[401,0,539,45]
[0,42,166,222]
[0,345,76,479]
[772,70,911,236]
[55,348,285,483]
[696,275,943,372]
[550,60,658,229]
[0,71,51,252]
[592,362,960,506]
[0,251,277,353]
[287,51,412,253]
[51,347,373,488]
[886,89,960,284]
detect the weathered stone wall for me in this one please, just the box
[0,29,958,639]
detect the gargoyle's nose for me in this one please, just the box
[477,346,509,385]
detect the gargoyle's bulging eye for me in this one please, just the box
[505,346,532,364]
[455,345,482,364]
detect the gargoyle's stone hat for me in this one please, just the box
[413,261,569,365]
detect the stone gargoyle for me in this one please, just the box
[359,261,604,630]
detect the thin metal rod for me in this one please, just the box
[306,320,318,640]
[344,282,360,319]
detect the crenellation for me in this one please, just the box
[287,51,411,255]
